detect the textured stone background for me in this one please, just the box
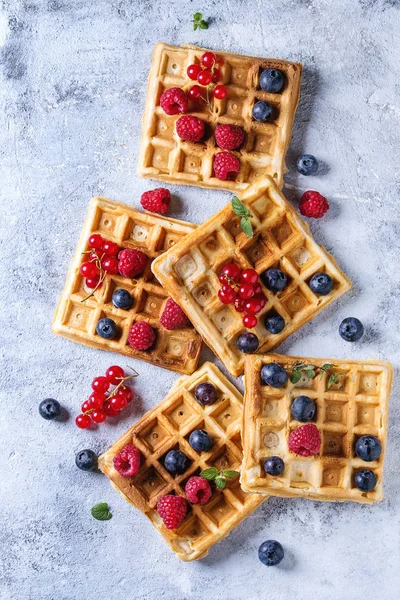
[1,1,399,599]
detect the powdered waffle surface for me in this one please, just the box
[52,197,203,375]
[152,175,351,377]
[98,362,266,561]
[240,354,393,504]
[137,42,302,191]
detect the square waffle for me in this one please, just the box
[52,197,203,375]
[240,354,393,504]
[152,175,351,377]
[98,362,266,561]
[137,42,302,191]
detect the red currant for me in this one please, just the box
[201,52,217,67]
[102,240,120,256]
[104,400,120,417]
[220,263,241,282]
[75,413,92,429]
[197,69,212,86]
[218,274,228,284]
[81,400,91,413]
[110,395,127,411]
[215,55,224,66]
[211,68,222,83]
[102,257,119,275]
[85,276,101,289]
[243,313,258,328]
[218,285,236,304]
[253,283,262,295]
[89,251,99,261]
[105,365,125,384]
[88,392,105,409]
[234,297,246,312]
[213,85,227,100]
[92,376,110,394]
[88,234,103,249]
[80,262,99,278]
[240,269,259,285]
[117,385,133,403]
[187,63,202,80]
[188,85,203,100]
[91,409,107,423]
[245,295,265,314]
[239,283,255,300]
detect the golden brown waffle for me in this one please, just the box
[137,42,302,191]
[52,197,203,375]
[240,354,393,504]
[98,362,266,561]
[152,175,351,377]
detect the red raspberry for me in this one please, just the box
[185,476,212,505]
[215,124,245,151]
[160,298,189,330]
[299,191,329,219]
[113,444,141,477]
[128,321,155,351]
[288,423,321,457]
[140,188,170,214]
[176,115,205,143]
[118,248,147,278]
[157,495,187,530]
[159,87,188,115]
[213,151,241,181]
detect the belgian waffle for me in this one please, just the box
[52,197,203,375]
[152,175,351,377]
[98,362,266,561]
[137,42,302,191]
[240,354,393,504]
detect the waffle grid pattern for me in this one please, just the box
[53,196,203,375]
[138,42,302,191]
[241,354,392,504]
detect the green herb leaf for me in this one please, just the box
[91,502,112,521]
[215,476,226,489]
[200,467,218,480]
[240,217,253,238]
[193,12,202,20]
[231,196,250,217]
[327,374,339,389]
[193,22,198,30]
[305,369,316,379]
[223,470,239,479]
[290,371,302,384]
[199,20,209,29]
[322,363,333,370]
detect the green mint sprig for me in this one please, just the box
[193,12,209,30]
[231,196,253,238]
[200,467,239,490]
[91,502,112,521]
[290,362,339,389]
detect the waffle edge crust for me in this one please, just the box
[98,362,266,561]
[138,42,302,191]
[240,354,393,504]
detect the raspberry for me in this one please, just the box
[176,115,205,143]
[288,423,321,457]
[140,188,170,214]
[128,321,156,351]
[113,444,141,477]
[215,124,245,151]
[299,191,329,219]
[185,476,212,505]
[213,151,241,181]
[160,298,189,330]
[159,87,188,115]
[118,248,147,278]
[157,495,187,530]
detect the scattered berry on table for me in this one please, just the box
[185,476,212,505]
[110,394,127,412]
[160,298,189,330]
[102,240,120,256]
[88,234,103,249]
[194,382,217,405]
[116,385,133,403]
[128,321,156,351]
[157,495,187,530]
[75,449,97,471]
[264,456,285,476]
[236,332,259,353]
[252,100,274,122]
[81,400,91,412]
[159,87,188,115]
[113,444,141,477]
[261,363,288,388]
[104,401,120,417]
[187,63,202,80]
[339,317,364,342]
[213,84,227,99]
[260,268,288,292]
[102,257,119,275]
[355,435,382,462]
[75,413,92,429]
[105,365,125,384]
[259,68,285,93]
[92,376,110,393]
[264,312,285,334]
[291,395,316,422]
[242,313,258,328]
[189,429,214,452]
[140,188,171,214]
[188,85,203,100]
[215,124,245,151]
[91,409,107,423]
[96,318,118,340]
[299,190,329,218]
[39,398,61,420]
[176,115,205,143]
[118,248,147,278]
[258,540,284,566]
[164,449,191,475]
[88,392,104,409]
[309,272,333,295]
[213,151,240,181]
[297,154,319,176]
[288,423,321,457]
[112,288,133,310]
[354,469,377,492]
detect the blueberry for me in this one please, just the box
[339,317,364,342]
[236,332,259,353]
[291,396,316,422]
[355,436,382,462]
[252,100,274,122]
[309,273,333,295]
[96,318,118,339]
[259,68,285,93]
[39,398,61,420]
[112,289,133,310]
[260,268,288,292]
[189,430,213,452]
[261,363,288,388]
[75,449,98,471]
[354,469,377,492]
[296,154,319,176]
[264,312,285,334]
[194,382,217,406]
[164,449,191,475]
[264,456,285,476]
[258,540,284,566]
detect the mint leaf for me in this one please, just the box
[290,371,302,384]
[327,374,339,389]
[193,12,202,20]
[91,502,112,521]
[200,467,218,480]
[240,217,253,238]
[305,369,316,379]
[215,476,226,489]
[322,363,333,370]
[193,23,198,30]
[231,196,249,217]
[223,470,239,479]
[199,20,208,29]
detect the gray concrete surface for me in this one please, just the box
[1,1,399,599]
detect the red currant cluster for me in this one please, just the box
[80,234,120,297]
[75,366,137,429]
[218,263,266,329]
[187,51,227,104]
